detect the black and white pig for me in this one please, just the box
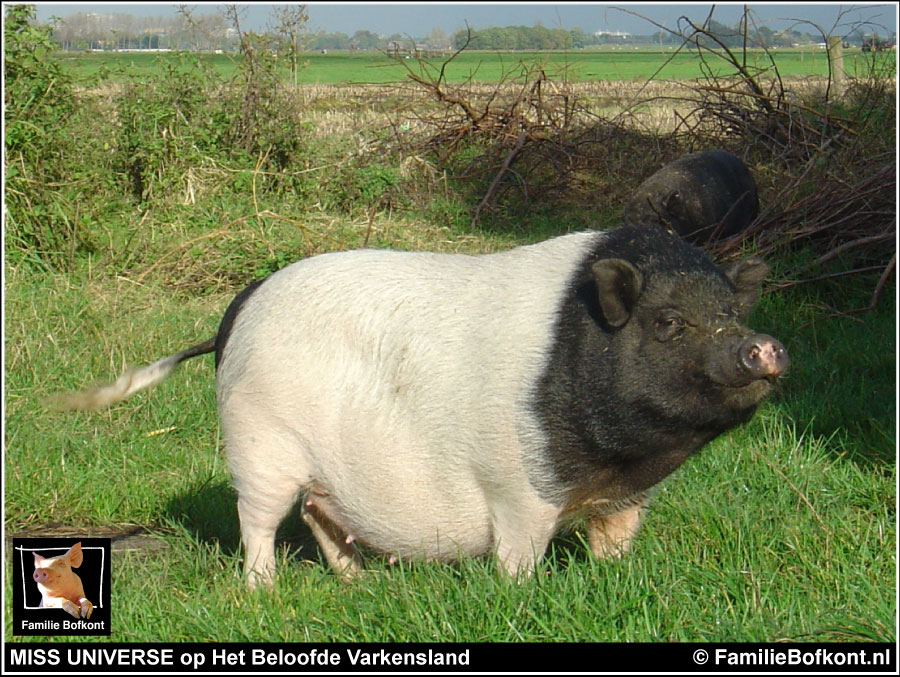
[622,149,760,246]
[53,225,787,588]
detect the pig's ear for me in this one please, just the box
[659,190,680,219]
[722,257,769,309]
[591,259,643,328]
[33,552,44,566]
[66,542,84,568]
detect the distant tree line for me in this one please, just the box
[452,25,595,51]
[687,20,893,48]
[450,21,889,51]
[34,8,895,53]
[306,30,431,51]
[38,8,449,53]
[48,11,229,51]
[261,26,452,52]
[674,19,827,49]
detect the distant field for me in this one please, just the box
[56,47,893,85]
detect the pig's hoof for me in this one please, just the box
[335,560,364,582]
[246,569,275,591]
[589,539,631,560]
[62,600,81,619]
[80,598,94,619]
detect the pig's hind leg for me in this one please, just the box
[231,451,308,590]
[237,490,294,590]
[224,411,317,589]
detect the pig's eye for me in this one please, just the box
[656,313,686,340]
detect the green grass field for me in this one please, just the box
[4,214,895,643]
[56,46,892,85]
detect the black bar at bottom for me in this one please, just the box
[3,642,896,673]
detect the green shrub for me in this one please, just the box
[4,4,80,269]
[4,5,72,165]
[114,54,218,201]
[335,163,403,213]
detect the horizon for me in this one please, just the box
[31,3,900,39]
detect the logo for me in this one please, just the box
[12,537,111,636]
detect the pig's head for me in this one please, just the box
[590,228,787,436]
[33,542,83,588]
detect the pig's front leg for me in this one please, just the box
[585,493,649,559]
[60,599,81,619]
[59,596,93,619]
[491,498,560,579]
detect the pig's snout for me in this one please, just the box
[739,334,788,381]
[33,569,49,584]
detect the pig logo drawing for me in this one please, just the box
[14,537,110,636]
[32,542,93,619]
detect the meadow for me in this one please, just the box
[4,18,896,649]
[54,45,887,85]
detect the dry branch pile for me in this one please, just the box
[384,25,895,311]
[387,56,680,225]
[714,159,896,313]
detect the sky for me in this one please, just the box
[31,2,899,38]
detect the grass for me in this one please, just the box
[4,217,895,643]
[55,46,895,86]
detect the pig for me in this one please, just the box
[51,225,787,588]
[32,542,93,619]
[622,149,759,246]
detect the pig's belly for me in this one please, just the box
[314,484,496,560]
[221,379,509,560]
[304,438,499,560]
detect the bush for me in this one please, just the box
[114,54,219,201]
[330,163,403,214]
[4,5,73,164]
[4,4,81,269]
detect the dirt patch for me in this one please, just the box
[6,523,170,558]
